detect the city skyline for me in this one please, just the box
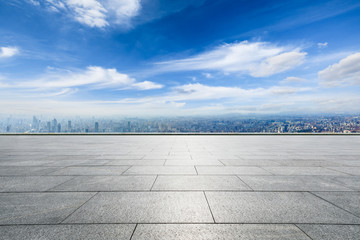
[2,114,360,133]
[1,0,360,116]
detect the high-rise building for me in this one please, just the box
[95,122,99,132]
[47,121,51,133]
[57,123,61,133]
[52,119,57,132]
[32,116,39,131]
[68,121,72,132]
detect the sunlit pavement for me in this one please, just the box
[0,135,359,239]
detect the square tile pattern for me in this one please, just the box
[0,135,359,239]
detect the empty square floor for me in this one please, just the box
[0,135,360,240]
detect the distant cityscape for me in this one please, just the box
[0,115,360,134]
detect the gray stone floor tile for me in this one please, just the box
[52,176,156,191]
[0,192,95,224]
[327,167,360,175]
[64,192,213,223]
[165,160,223,166]
[297,224,360,240]
[132,224,311,240]
[0,224,135,240]
[48,166,130,175]
[124,166,197,175]
[205,192,360,223]
[106,160,165,165]
[312,192,360,217]
[220,159,280,166]
[152,176,251,191]
[196,166,271,175]
[262,167,346,175]
[239,176,352,191]
[329,176,360,190]
[0,166,61,176]
[273,160,343,167]
[0,176,74,192]
[0,160,53,166]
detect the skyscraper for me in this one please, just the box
[52,119,57,132]
[95,122,99,132]
[68,121,72,132]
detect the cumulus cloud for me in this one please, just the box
[319,52,360,86]
[156,41,307,77]
[32,0,141,28]
[2,66,163,92]
[0,46,20,58]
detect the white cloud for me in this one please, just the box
[34,0,141,28]
[319,52,360,86]
[280,76,307,84]
[104,0,141,27]
[251,51,306,77]
[65,0,109,28]
[317,42,328,48]
[156,41,307,77]
[2,66,162,91]
[0,47,20,58]
[202,73,213,78]
[131,80,163,90]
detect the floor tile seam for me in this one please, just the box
[308,192,360,219]
[294,224,315,240]
[235,175,254,191]
[322,166,356,176]
[45,176,79,191]
[217,159,226,166]
[129,224,138,240]
[5,190,360,193]
[150,175,159,191]
[2,223,360,227]
[121,166,134,175]
[203,191,216,223]
[59,192,99,224]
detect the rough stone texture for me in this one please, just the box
[0,135,360,239]
[297,224,360,240]
[0,224,135,240]
[205,192,360,223]
[63,192,214,223]
[132,224,311,240]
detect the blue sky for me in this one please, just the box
[1,0,360,116]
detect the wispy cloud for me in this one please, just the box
[317,42,328,48]
[319,52,360,86]
[156,41,306,77]
[31,0,141,28]
[0,66,163,93]
[0,46,20,58]
[280,76,307,84]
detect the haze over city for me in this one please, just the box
[1,0,360,117]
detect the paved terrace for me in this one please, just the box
[0,135,359,239]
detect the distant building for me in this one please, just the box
[68,121,72,132]
[52,119,57,132]
[95,122,99,132]
[47,122,51,133]
[57,123,61,133]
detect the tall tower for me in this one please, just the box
[95,122,99,132]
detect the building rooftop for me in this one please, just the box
[0,135,359,239]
